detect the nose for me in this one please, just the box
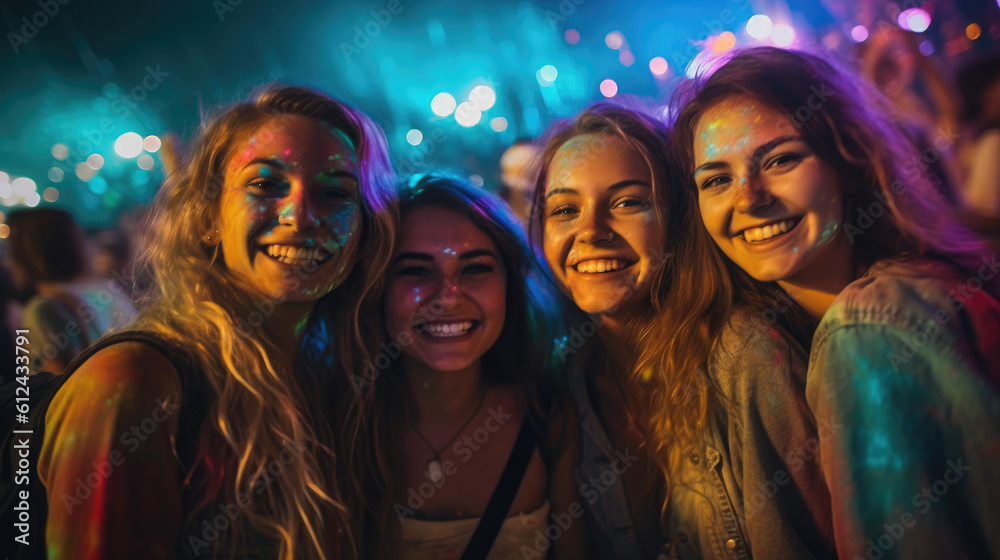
[277,183,322,229]
[733,175,774,214]
[437,276,464,310]
[577,208,615,244]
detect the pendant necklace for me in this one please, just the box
[408,386,487,482]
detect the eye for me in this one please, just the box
[612,197,649,211]
[248,178,286,196]
[699,175,732,191]
[321,188,353,200]
[396,265,429,277]
[462,262,495,275]
[765,153,804,170]
[548,205,578,218]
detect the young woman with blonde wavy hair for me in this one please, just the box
[532,100,838,559]
[36,84,396,560]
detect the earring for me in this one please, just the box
[202,229,219,245]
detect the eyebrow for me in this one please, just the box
[245,157,287,170]
[243,158,359,176]
[694,135,801,177]
[393,249,499,264]
[545,179,652,200]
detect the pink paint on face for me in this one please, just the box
[217,115,363,304]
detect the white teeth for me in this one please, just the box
[421,321,475,338]
[264,244,332,264]
[575,259,629,274]
[740,219,797,243]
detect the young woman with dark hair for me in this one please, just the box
[339,173,589,559]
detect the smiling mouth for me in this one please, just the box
[737,218,801,243]
[574,259,634,274]
[263,244,333,266]
[417,321,478,338]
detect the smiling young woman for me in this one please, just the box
[532,101,839,558]
[672,47,1000,558]
[339,173,589,560]
[36,85,396,560]
[530,103,672,560]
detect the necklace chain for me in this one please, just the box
[408,386,488,462]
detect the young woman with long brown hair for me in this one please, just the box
[673,46,1000,558]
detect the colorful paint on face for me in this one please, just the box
[384,206,506,374]
[693,97,852,287]
[217,115,363,304]
[542,134,664,317]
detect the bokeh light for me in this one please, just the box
[0,224,9,239]
[605,31,624,50]
[919,40,935,55]
[649,56,669,76]
[490,117,508,132]
[539,65,558,83]
[599,79,618,98]
[851,25,869,42]
[619,51,635,66]
[564,29,580,45]
[89,176,109,194]
[747,15,773,40]
[771,24,795,46]
[712,31,737,53]
[406,129,423,145]
[431,93,457,117]
[114,132,144,158]
[966,23,981,40]
[898,8,931,33]
[0,172,7,184]
[144,135,162,152]
[87,154,105,170]
[469,85,496,111]
[51,143,69,160]
[0,181,11,198]
[12,177,36,197]
[454,101,482,127]
[43,187,59,202]
[138,154,155,170]
[469,174,484,187]
[24,191,41,207]
[48,167,64,182]
[75,162,97,182]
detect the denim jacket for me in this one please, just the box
[563,342,653,560]
[664,308,837,560]
[806,256,1000,559]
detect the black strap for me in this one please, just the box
[460,418,540,560]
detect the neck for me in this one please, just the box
[263,301,316,363]
[404,357,486,425]
[596,317,642,382]
[778,234,856,320]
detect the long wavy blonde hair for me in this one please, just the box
[131,84,397,559]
